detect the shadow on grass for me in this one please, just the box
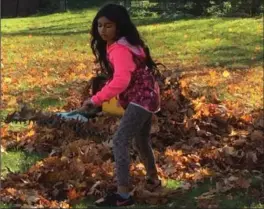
[201,44,263,69]
[71,178,264,209]
[2,22,91,36]
[2,16,193,36]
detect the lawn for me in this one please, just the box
[1,8,263,209]
[2,9,262,69]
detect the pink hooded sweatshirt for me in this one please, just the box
[91,37,160,113]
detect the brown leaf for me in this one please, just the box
[232,138,246,147]
[228,176,239,182]
[192,172,204,182]
[188,137,202,146]
[216,182,232,192]
[60,156,69,163]
[246,151,258,164]
[253,113,264,129]
[250,130,264,141]
[23,190,40,205]
[222,145,236,156]
[237,177,251,189]
[87,181,102,196]
[196,190,219,209]
[21,204,37,209]
[179,182,192,190]
[181,144,192,151]
[151,115,160,133]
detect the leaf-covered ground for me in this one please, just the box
[1,9,263,209]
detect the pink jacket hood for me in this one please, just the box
[107,37,146,58]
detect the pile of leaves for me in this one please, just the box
[1,70,264,208]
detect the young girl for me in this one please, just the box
[82,3,162,207]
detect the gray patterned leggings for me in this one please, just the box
[113,103,158,187]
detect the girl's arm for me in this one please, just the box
[91,46,136,106]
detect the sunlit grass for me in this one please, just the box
[2,10,262,68]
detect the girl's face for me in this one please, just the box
[97,16,117,44]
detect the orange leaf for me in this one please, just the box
[26,129,35,137]
[180,80,187,88]
[209,70,217,78]
[67,188,79,200]
[240,114,252,123]
[6,188,17,196]
[43,71,48,77]
[2,83,8,93]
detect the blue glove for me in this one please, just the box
[56,110,88,122]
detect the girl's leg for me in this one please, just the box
[133,116,158,179]
[112,104,152,194]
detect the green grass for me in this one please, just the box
[0,150,46,209]
[7,122,29,132]
[0,203,13,209]
[2,10,262,69]
[0,109,10,122]
[166,179,264,209]
[1,149,46,177]
[33,96,66,109]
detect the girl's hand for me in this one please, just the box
[80,98,94,111]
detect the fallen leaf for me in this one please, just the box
[222,146,236,156]
[228,176,239,182]
[237,177,251,189]
[246,151,258,163]
[67,188,79,200]
[222,70,230,78]
[1,145,7,153]
[6,188,17,196]
[7,97,17,107]
[232,138,246,147]
[250,130,264,141]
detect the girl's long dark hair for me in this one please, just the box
[90,3,161,78]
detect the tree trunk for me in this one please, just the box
[60,0,67,12]
[158,0,168,11]
[193,1,204,15]
[16,0,19,16]
[251,0,261,16]
[124,0,131,8]
[17,0,40,16]
[1,0,19,17]
[191,0,211,16]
